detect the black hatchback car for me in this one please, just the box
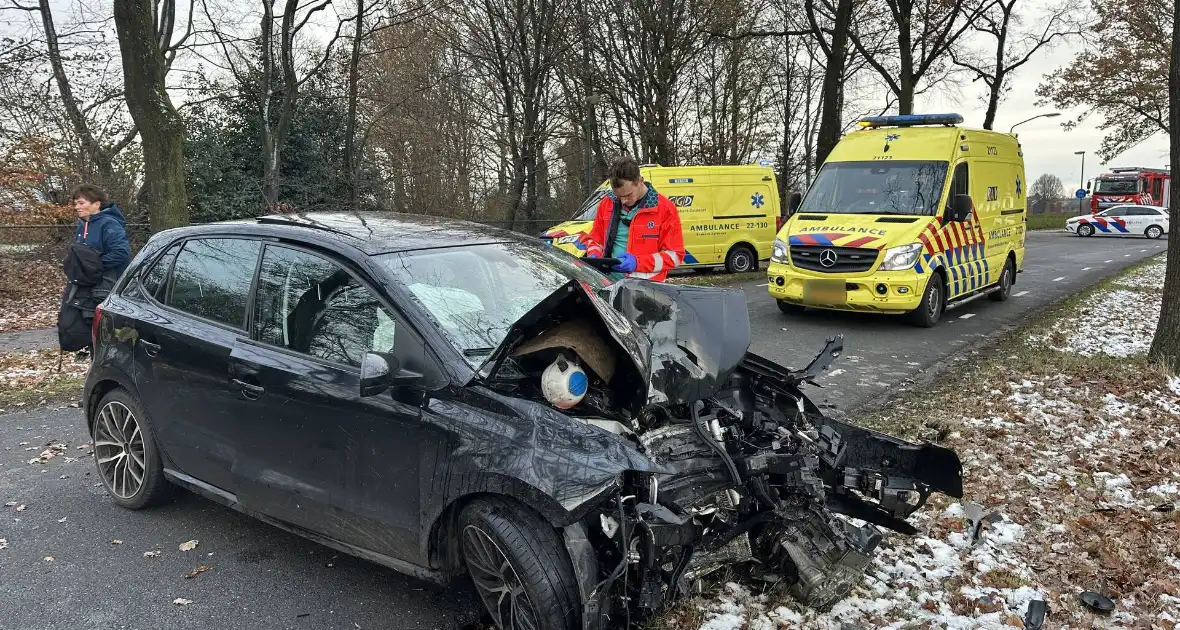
[85,212,962,630]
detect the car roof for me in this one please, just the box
[155,211,523,256]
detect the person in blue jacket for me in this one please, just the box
[70,184,131,278]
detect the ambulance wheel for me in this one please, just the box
[725,245,757,274]
[989,258,1015,302]
[1076,224,1095,237]
[1145,225,1164,239]
[908,274,943,327]
[777,300,805,316]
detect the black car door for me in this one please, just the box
[131,236,263,493]
[229,242,440,562]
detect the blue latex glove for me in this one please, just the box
[612,253,637,273]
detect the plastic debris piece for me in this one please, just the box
[963,502,1003,545]
[1079,591,1115,614]
[1024,599,1048,629]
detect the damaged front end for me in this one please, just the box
[476,279,964,629]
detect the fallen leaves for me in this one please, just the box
[110,539,122,545]
[0,248,67,334]
[1,349,89,409]
[178,540,198,552]
[144,550,161,558]
[28,442,67,465]
[172,598,193,606]
[0,538,7,550]
[42,556,54,562]
[184,565,211,579]
[15,504,26,512]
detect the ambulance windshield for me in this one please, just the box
[573,188,609,221]
[799,160,949,216]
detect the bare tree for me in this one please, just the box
[848,0,988,114]
[460,0,571,228]
[5,0,138,187]
[951,0,1086,129]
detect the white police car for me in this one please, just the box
[1065,204,1170,239]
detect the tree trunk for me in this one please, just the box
[814,0,852,170]
[113,0,188,232]
[1148,0,1180,372]
[345,0,364,208]
[982,70,1004,131]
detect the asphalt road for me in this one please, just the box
[0,230,1168,630]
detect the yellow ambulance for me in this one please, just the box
[766,113,1028,327]
[540,164,783,274]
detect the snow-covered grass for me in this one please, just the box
[660,253,1179,630]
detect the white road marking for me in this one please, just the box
[1053,276,1066,281]
[756,283,768,287]
[1125,254,1131,257]
[1141,249,1148,252]
[960,313,976,319]
[1105,259,1114,263]
[1082,267,1092,271]
[1014,290,1030,297]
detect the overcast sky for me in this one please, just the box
[3,1,1171,195]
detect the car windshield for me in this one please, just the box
[797,160,950,216]
[376,242,610,366]
[1095,178,1139,194]
[573,188,608,221]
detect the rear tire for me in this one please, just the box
[459,498,581,630]
[989,258,1015,302]
[725,245,757,274]
[907,274,943,327]
[91,388,172,510]
[1077,224,1095,237]
[777,300,805,316]
[1146,225,1164,239]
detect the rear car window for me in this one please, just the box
[165,238,261,329]
[140,243,182,300]
[253,245,396,368]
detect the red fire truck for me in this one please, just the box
[1088,167,1171,213]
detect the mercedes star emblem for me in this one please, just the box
[819,249,838,267]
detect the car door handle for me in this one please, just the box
[140,340,160,357]
[231,378,265,399]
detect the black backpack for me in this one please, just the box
[56,242,107,352]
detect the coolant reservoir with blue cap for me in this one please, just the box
[541,353,588,409]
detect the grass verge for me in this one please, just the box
[1026,212,1075,231]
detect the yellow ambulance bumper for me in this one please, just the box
[765,261,925,314]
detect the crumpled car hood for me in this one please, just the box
[477,276,752,414]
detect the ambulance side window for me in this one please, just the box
[946,162,969,215]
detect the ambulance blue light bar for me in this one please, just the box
[857,113,964,128]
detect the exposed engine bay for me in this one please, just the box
[476,278,964,629]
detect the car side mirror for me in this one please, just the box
[950,194,973,222]
[360,352,422,397]
[788,191,802,213]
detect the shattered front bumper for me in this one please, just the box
[566,337,964,629]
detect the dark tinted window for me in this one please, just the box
[140,243,181,300]
[254,245,396,367]
[950,162,969,197]
[165,238,260,328]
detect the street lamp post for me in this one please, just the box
[1009,111,1061,133]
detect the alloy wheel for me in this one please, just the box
[462,525,541,630]
[928,282,941,320]
[93,401,146,500]
[1147,226,1162,239]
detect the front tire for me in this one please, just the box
[907,274,943,327]
[989,258,1015,302]
[459,498,581,630]
[1077,224,1095,237]
[1146,225,1164,239]
[91,388,172,509]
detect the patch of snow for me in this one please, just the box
[1027,285,1162,357]
[1169,376,1180,397]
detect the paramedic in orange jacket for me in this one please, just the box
[583,156,686,282]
